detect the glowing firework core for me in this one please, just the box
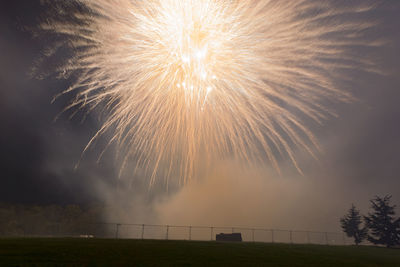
[142,1,228,105]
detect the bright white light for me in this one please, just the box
[40,0,378,185]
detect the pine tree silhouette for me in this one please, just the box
[340,204,367,245]
[364,195,400,247]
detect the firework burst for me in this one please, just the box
[36,0,379,186]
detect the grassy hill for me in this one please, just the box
[0,238,399,266]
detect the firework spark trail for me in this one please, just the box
[36,0,380,186]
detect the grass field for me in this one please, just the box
[0,238,399,266]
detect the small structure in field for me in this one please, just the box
[216,233,242,242]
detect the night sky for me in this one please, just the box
[1,0,119,204]
[1,0,400,230]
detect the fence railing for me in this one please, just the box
[83,222,359,246]
[1,221,366,246]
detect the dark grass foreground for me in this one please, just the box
[0,238,399,266]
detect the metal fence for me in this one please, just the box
[1,220,365,245]
[82,222,359,246]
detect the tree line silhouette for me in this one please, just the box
[341,195,400,247]
[0,203,105,237]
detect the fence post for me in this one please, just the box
[141,224,145,240]
[166,225,169,240]
[307,231,310,244]
[210,227,214,241]
[325,232,328,245]
[290,230,293,244]
[252,229,255,242]
[115,224,120,239]
[271,229,274,243]
[232,227,234,233]
[342,233,345,245]
[189,226,192,241]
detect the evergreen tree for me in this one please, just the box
[340,204,367,245]
[364,195,400,247]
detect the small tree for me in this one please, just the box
[364,195,400,247]
[340,204,367,245]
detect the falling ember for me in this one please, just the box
[36,0,379,186]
